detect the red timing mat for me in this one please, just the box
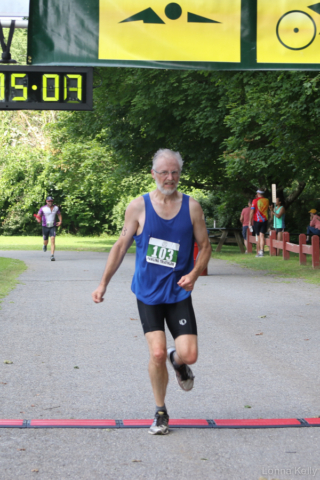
[1,418,319,429]
[30,419,117,428]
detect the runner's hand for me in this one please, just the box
[177,275,195,291]
[56,222,62,227]
[92,286,106,303]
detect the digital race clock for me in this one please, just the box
[0,66,93,110]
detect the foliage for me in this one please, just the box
[2,27,27,65]
[1,25,320,234]
[222,71,320,229]
[53,68,230,191]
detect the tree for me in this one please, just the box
[53,68,231,191]
[223,71,320,201]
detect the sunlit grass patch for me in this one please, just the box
[0,235,136,253]
[211,245,320,285]
[0,257,27,304]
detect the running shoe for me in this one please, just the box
[50,255,55,261]
[255,251,264,257]
[167,347,195,392]
[43,245,47,252]
[148,411,169,435]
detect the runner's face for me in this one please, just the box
[152,156,180,195]
[46,200,53,206]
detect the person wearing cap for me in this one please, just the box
[35,196,62,261]
[249,189,269,257]
[306,209,320,242]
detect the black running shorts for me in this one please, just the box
[137,296,197,339]
[253,221,268,235]
[42,226,56,240]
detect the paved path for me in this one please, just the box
[0,250,320,480]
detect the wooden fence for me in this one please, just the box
[246,230,320,269]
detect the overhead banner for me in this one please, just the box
[27,0,320,70]
[99,1,241,63]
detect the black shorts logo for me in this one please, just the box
[179,319,187,326]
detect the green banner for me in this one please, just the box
[27,0,320,70]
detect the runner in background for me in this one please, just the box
[35,196,62,261]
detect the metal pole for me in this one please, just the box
[0,19,28,28]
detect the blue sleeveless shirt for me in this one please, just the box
[131,193,194,305]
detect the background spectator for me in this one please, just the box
[240,200,252,253]
[270,197,285,255]
[250,189,269,257]
[306,209,320,242]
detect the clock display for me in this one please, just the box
[0,66,93,110]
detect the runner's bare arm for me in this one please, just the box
[92,198,143,303]
[249,209,254,226]
[56,213,62,227]
[177,199,211,292]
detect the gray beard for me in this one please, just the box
[155,178,178,195]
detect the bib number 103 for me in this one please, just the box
[146,237,180,268]
[152,245,174,261]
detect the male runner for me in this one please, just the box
[35,196,62,261]
[92,148,211,435]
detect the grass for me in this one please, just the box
[0,234,136,253]
[0,257,27,304]
[211,244,320,285]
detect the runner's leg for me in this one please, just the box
[173,334,198,366]
[145,330,168,408]
[50,236,55,255]
[42,227,49,252]
[165,298,198,391]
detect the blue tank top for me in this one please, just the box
[131,193,194,305]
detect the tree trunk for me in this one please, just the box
[284,181,306,210]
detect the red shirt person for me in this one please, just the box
[249,189,269,257]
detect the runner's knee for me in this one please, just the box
[150,347,167,365]
[177,346,198,365]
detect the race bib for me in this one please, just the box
[146,237,180,268]
[46,222,54,228]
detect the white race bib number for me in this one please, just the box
[146,237,180,268]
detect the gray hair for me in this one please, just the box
[152,149,184,171]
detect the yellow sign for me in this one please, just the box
[99,1,241,62]
[257,1,320,63]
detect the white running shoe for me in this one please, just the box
[148,411,169,435]
[167,347,195,392]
